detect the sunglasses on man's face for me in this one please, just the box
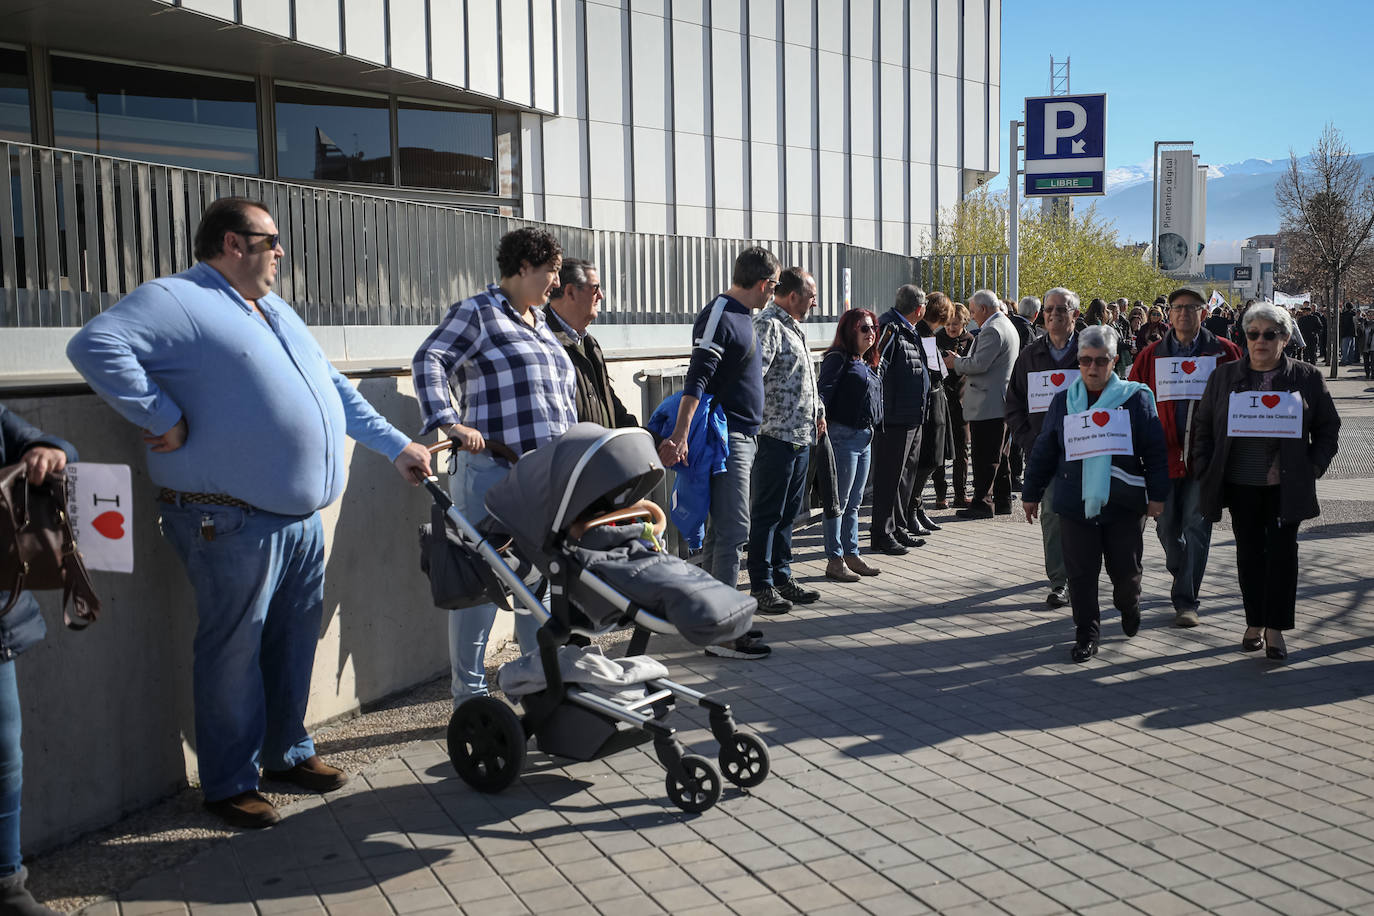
[1042,306,1070,316]
[1078,356,1113,367]
[1246,329,1282,341]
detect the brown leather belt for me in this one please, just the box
[157,488,255,510]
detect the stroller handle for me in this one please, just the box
[429,436,521,465]
[568,499,667,541]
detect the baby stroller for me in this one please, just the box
[420,423,771,812]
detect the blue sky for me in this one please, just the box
[989,0,1374,192]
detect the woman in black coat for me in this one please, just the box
[1191,303,1341,661]
[934,302,974,507]
[0,405,77,916]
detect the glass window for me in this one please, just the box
[275,84,392,184]
[0,47,30,142]
[396,101,495,193]
[51,56,258,172]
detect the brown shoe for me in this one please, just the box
[204,790,281,829]
[844,555,880,577]
[825,557,860,582]
[952,495,970,508]
[263,754,349,793]
[934,499,950,510]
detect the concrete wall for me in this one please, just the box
[10,343,723,853]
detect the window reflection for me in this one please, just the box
[0,48,29,142]
[51,55,258,172]
[275,84,392,185]
[397,101,495,193]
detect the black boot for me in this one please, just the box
[0,867,63,916]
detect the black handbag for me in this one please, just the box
[419,504,541,611]
[0,463,100,629]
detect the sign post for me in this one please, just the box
[1023,93,1107,199]
[1009,119,1022,301]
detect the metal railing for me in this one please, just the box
[0,140,1006,327]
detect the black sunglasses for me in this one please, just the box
[1078,355,1113,367]
[1246,329,1282,341]
[857,323,876,332]
[233,229,280,250]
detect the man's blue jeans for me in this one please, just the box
[1342,336,1358,365]
[747,434,810,590]
[159,503,326,803]
[447,450,541,705]
[1155,476,1212,613]
[0,660,21,876]
[823,423,872,558]
[701,432,757,587]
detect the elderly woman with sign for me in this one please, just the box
[1190,303,1341,661]
[1022,325,1170,663]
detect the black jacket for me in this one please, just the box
[876,308,929,428]
[543,307,638,429]
[1004,333,1080,456]
[0,405,78,659]
[1190,356,1341,525]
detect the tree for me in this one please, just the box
[925,189,1178,305]
[1275,124,1374,376]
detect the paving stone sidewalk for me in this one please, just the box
[82,379,1374,916]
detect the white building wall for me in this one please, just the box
[526,0,999,255]
[166,0,1000,253]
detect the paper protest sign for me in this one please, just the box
[1154,355,1216,401]
[65,462,134,573]
[1064,408,1134,461]
[1226,391,1302,439]
[1027,369,1079,413]
[921,337,944,377]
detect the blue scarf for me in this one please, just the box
[1065,373,1153,518]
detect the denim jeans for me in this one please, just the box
[0,660,20,876]
[823,423,873,558]
[1155,476,1212,613]
[447,450,542,705]
[746,435,810,590]
[1342,336,1357,365]
[701,432,757,587]
[159,503,326,802]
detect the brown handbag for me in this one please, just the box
[0,462,101,629]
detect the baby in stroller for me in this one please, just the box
[420,423,771,812]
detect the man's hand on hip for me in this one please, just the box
[143,418,188,453]
[394,442,433,484]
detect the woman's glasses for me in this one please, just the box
[858,324,876,333]
[1078,356,1113,367]
[1246,329,1281,341]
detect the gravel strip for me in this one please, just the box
[32,629,630,914]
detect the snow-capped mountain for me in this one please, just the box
[1090,152,1374,245]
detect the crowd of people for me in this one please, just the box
[0,202,1344,913]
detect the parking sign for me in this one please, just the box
[1024,93,1107,197]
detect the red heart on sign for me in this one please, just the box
[1181,360,1197,374]
[1092,411,1111,427]
[1050,372,1066,386]
[1261,394,1281,408]
[92,511,125,540]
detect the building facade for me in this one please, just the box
[0,0,1000,255]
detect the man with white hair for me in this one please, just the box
[1005,287,1081,607]
[944,289,1020,518]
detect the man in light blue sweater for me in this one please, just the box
[67,197,431,829]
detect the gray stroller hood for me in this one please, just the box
[484,423,663,550]
[483,423,754,646]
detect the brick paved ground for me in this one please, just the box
[80,374,1374,916]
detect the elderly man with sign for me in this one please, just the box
[1128,286,1242,628]
[1190,303,1340,662]
[1004,286,1081,609]
[1021,325,1169,663]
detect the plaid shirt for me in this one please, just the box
[412,284,577,459]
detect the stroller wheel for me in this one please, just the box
[718,732,770,789]
[666,754,722,813]
[447,697,526,793]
